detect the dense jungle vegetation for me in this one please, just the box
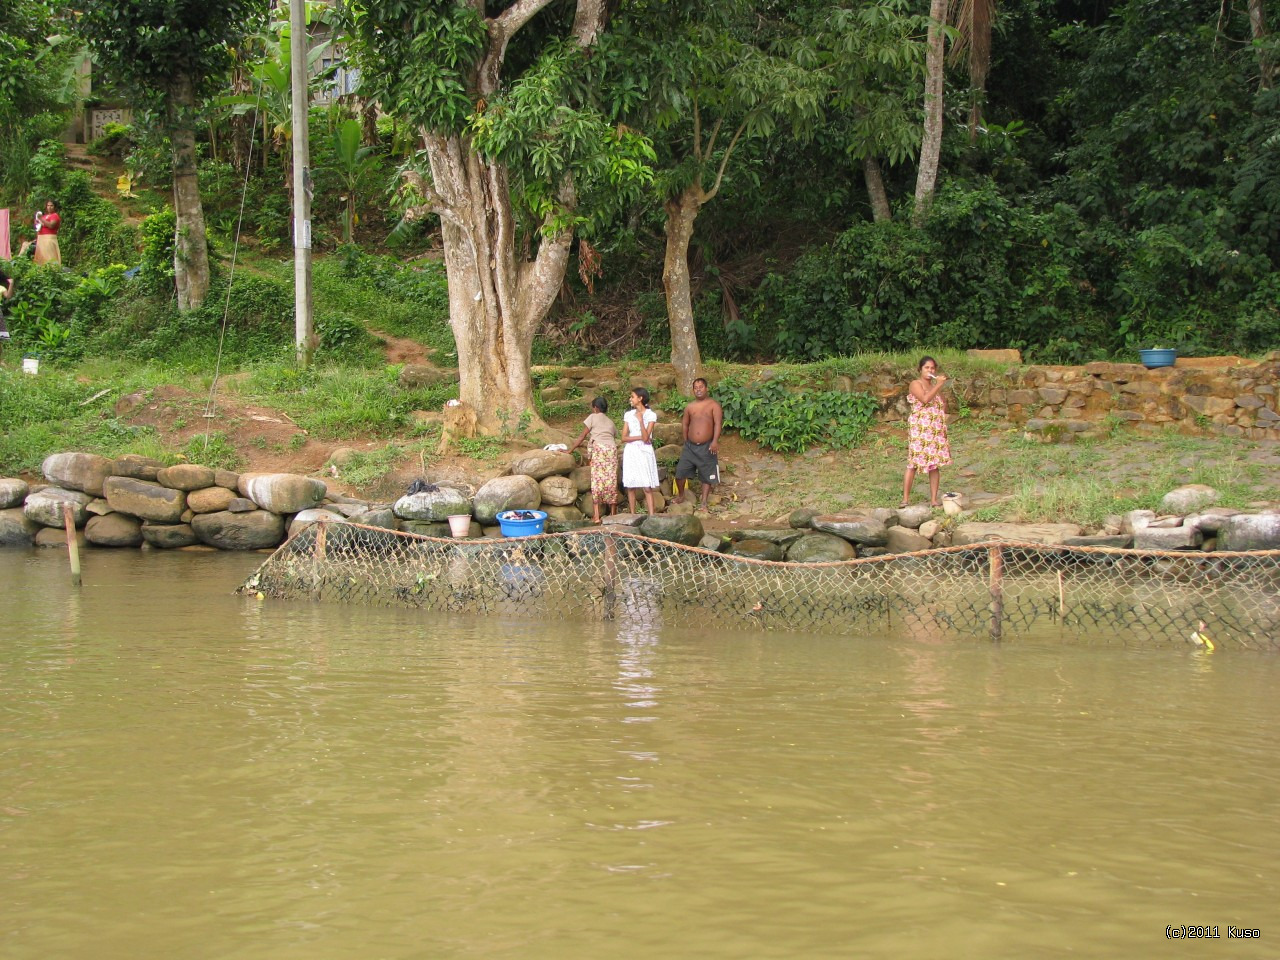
[0,0,1277,376]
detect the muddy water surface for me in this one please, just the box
[1,549,1276,959]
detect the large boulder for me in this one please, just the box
[729,527,805,547]
[42,452,113,497]
[651,422,683,445]
[509,449,575,480]
[1133,523,1202,550]
[187,486,238,514]
[191,510,287,550]
[951,522,1083,546]
[786,533,857,563]
[288,508,348,539]
[473,474,541,524]
[348,506,399,530]
[1159,484,1220,515]
[0,507,39,546]
[111,454,164,481]
[543,504,585,522]
[35,527,87,549]
[638,513,704,546]
[157,464,216,491]
[141,522,200,549]
[85,513,144,547]
[885,525,934,553]
[0,478,29,509]
[238,473,327,514]
[728,538,784,561]
[23,487,94,528]
[539,475,580,507]
[1217,513,1280,551]
[103,476,186,523]
[812,513,889,546]
[393,486,473,521]
[895,504,935,530]
[568,466,593,493]
[789,508,820,529]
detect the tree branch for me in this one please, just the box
[706,119,747,203]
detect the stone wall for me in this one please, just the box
[506,355,1280,441]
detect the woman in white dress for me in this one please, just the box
[621,386,660,515]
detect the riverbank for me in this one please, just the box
[2,352,1279,531]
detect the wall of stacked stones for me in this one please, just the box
[517,355,1280,441]
[2,448,1278,559]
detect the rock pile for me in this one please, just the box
[3,453,1279,561]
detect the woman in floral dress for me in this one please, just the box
[901,356,951,508]
[569,396,619,523]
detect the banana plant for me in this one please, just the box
[330,118,379,244]
[216,1,336,189]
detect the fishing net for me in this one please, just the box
[240,523,1280,649]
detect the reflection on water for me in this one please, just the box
[1,549,1277,960]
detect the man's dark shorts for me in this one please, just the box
[675,440,718,484]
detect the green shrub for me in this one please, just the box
[138,208,176,297]
[713,376,879,454]
[87,122,133,159]
[750,179,1110,361]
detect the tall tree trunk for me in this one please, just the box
[425,133,571,435]
[663,186,705,393]
[913,0,949,227]
[403,0,606,435]
[1249,0,1275,91]
[170,76,210,311]
[863,156,892,222]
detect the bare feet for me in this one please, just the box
[669,495,685,504]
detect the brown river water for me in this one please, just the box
[1,549,1276,960]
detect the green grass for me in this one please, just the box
[237,362,456,439]
[328,442,430,488]
[0,365,178,472]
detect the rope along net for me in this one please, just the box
[240,523,1280,649]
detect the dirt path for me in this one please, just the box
[371,329,437,367]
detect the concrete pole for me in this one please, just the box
[290,0,314,368]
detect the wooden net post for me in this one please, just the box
[63,502,81,587]
[988,545,1004,641]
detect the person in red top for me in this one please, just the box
[33,199,61,266]
[0,262,13,341]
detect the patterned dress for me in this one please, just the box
[906,391,951,471]
[582,412,619,506]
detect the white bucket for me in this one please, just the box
[447,514,472,538]
[22,355,38,375]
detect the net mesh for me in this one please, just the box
[239,522,1280,649]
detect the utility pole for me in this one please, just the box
[290,0,315,367]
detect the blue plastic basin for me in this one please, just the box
[1139,348,1177,368]
[496,509,548,537]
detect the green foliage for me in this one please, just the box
[320,246,455,358]
[324,118,381,243]
[452,434,506,461]
[317,313,382,364]
[754,179,1110,361]
[0,1,75,201]
[713,376,878,454]
[0,365,164,471]
[343,0,487,136]
[139,208,177,296]
[331,442,420,487]
[181,431,243,471]
[76,0,265,117]
[87,122,133,159]
[241,363,452,439]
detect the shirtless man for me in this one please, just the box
[671,377,723,509]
